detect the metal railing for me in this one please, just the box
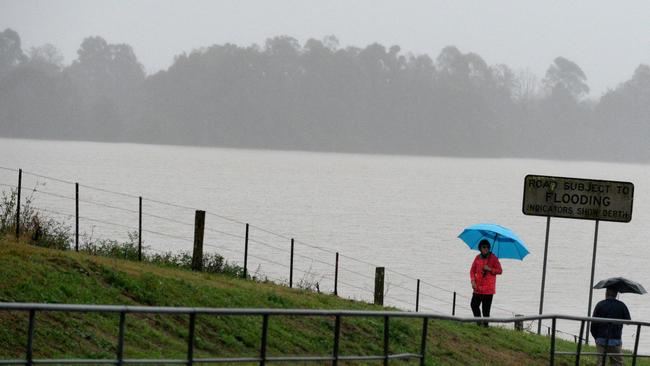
[1,303,650,366]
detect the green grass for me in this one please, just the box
[0,237,642,365]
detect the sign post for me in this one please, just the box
[522,175,634,340]
[586,220,599,344]
[537,216,550,335]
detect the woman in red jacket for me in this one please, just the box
[470,239,502,326]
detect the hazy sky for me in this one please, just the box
[2,0,648,97]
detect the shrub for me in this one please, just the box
[1,187,247,281]
[0,188,72,250]
[148,250,244,277]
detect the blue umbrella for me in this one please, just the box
[458,224,530,260]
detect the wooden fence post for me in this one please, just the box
[75,183,79,252]
[243,223,249,279]
[289,238,294,288]
[374,267,385,306]
[452,291,457,316]
[138,196,142,261]
[192,210,205,271]
[334,252,339,296]
[416,279,420,312]
[15,169,21,239]
[514,314,524,331]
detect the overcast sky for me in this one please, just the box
[2,0,648,97]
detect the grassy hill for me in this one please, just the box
[0,238,624,365]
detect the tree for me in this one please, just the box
[68,36,145,99]
[512,68,540,103]
[543,57,589,100]
[624,64,650,102]
[0,28,27,79]
[0,37,75,138]
[26,44,64,75]
[66,36,145,140]
[595,64,650,159]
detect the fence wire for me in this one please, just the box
[0,166,584,341]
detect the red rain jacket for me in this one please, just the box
[470,253,502,295]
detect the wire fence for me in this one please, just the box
[0,165,575,340]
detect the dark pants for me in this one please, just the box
[596,344,623,366]
[471,293,493,323]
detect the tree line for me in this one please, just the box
[0,28,648,161]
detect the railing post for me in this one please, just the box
[420,317,428,366]
[192,210,205,271]
[374,267,385,306]
[243,223,249,279]
[334,252,339,296]
[332,315,341,366]
[75,182,79,252]
[117,312,125,366]
[26,309,35,366]
[415,279,420,312]
[575,320,585,366]
[289,238,294,288]
[187,313,196,366]
[138,196,142,261]
[260,314,269,366]
[15,168,21,239]
[452,291,456,316]
[383,315,389,366]
[632,324,641,366]
[549,317,556,366]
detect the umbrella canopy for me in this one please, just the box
[458,223,530,260]
[593,277,647,294]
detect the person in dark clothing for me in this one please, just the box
[590,287,631,366]
[469,239,502,326]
